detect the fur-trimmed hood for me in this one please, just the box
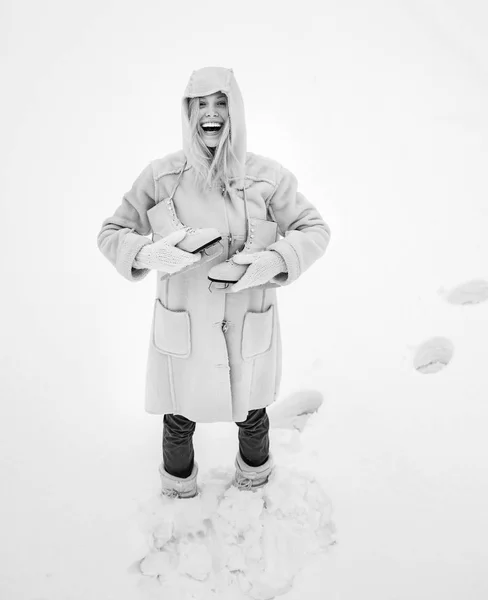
[181,66,247,183]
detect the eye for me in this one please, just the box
[218,101,227,106]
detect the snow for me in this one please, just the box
[134,444,335,599]
[2,0,488,599]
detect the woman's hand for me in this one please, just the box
[133,230,201,273]
[229,250,287,292]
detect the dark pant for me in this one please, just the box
[162,408,270,478]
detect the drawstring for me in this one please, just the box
[227,177,251,260]
[223,175,250,236]
[169,159,187,200]
[220,176,251,263]
[242,180,250,243]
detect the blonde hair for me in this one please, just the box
[187,95,241,193]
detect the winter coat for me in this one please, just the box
[97,66,331,423]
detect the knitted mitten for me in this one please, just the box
[230,250,287,292]
[133,230,201,274]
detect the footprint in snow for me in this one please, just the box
[440,279,488,306]
[413,336,454,374]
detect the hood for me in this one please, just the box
[181,66,247,184]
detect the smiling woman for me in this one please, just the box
[198,92,228,142]
[186,90,238,194]
[96,66,331,500]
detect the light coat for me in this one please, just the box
[97,67,331,423]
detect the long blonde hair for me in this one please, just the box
[187,95,242,193]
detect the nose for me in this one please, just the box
[205,101,219,117]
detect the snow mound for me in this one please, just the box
[133,464,336,599]
[267,390,324,431]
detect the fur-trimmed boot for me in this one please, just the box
[233,451,274,491]
[149,198,221,254]
[207,218,277,284]
[158,461,199,499]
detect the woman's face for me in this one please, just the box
[198,92,229,148]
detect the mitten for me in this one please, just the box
[230,250,288,292]
[133,230,201,273]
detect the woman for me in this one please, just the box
[97,66,331,499]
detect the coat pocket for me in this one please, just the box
[152,299,191,358]
[241,305,274,360]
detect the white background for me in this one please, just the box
[1,0,488,598]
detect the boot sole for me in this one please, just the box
[207,276,240,284]
[188,236,222,254]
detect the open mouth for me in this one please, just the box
[201,123,223,135]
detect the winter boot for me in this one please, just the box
[233,451,274,491]
[149,198,222,254]
[158,461,199,499]
[207,218,278,284]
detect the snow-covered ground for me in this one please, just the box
[2,1,488,598]
[134,397,336,599]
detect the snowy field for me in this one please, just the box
[2,1,488,599]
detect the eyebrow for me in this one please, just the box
[199,95,227,101]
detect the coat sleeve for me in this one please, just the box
[265,165,331,285]
[96,162,156,282]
